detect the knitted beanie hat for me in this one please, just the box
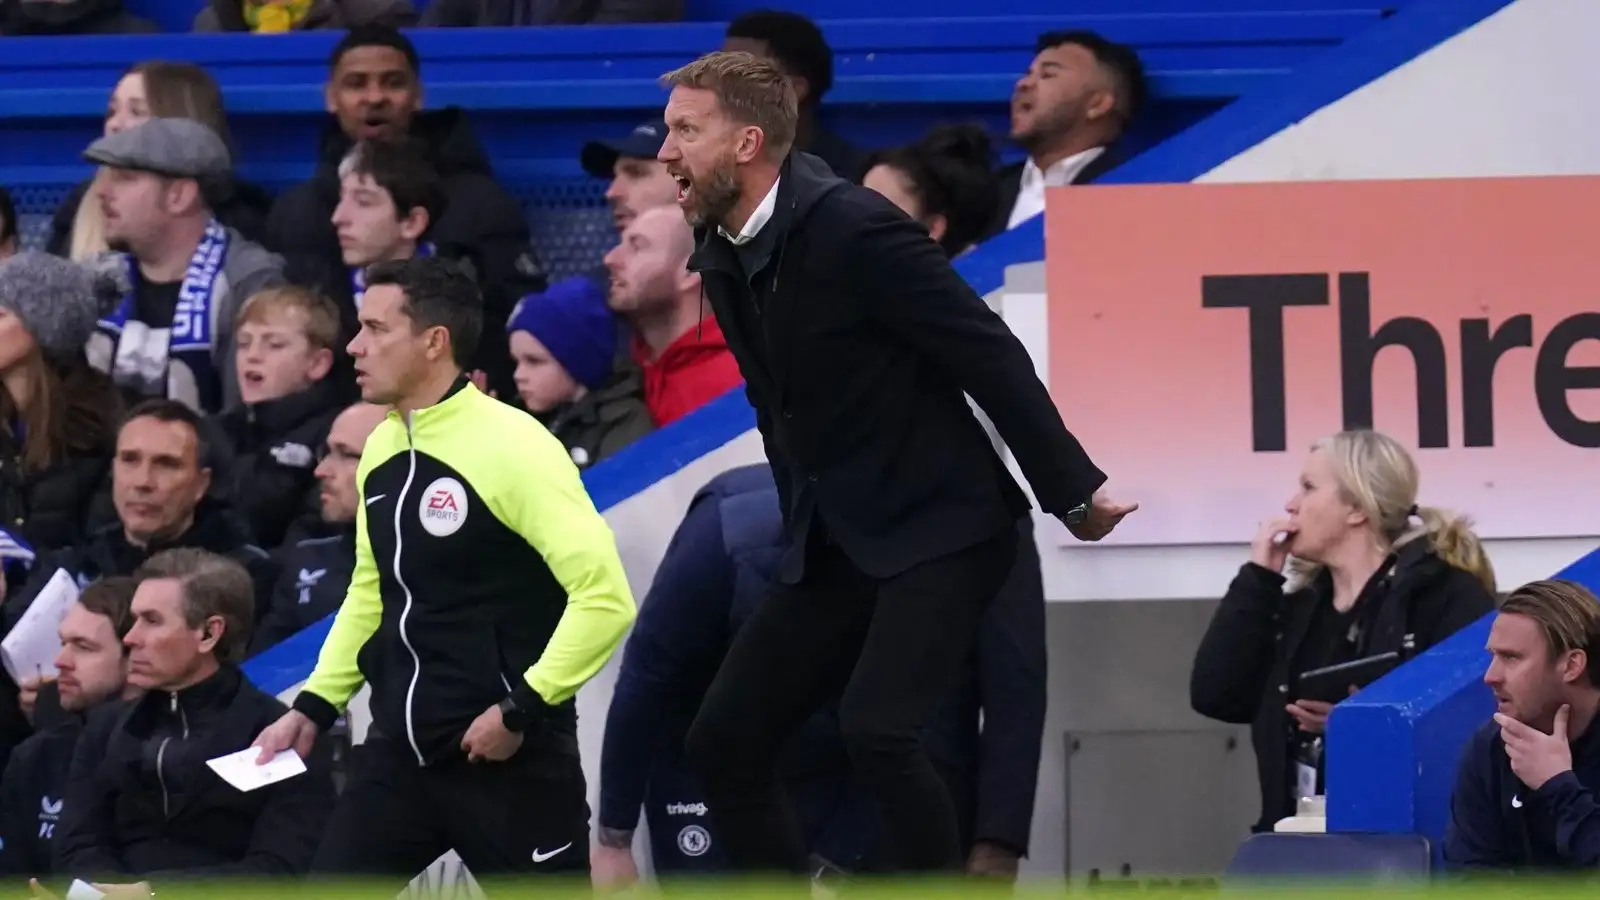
[0,251,128,361]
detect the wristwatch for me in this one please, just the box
[1061,502,1090,526]
[497,695,535,733]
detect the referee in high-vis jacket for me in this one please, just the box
[252,257,637,890]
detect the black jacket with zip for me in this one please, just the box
[1190,541,1496,832]
[1444,712,1600,871]
[213,377,348,549]
[248,528,355,656]
[52,666,335,882]
[689,151,1105,584]
[0,714,83,878]
[0,503,277,776]
[290,380,636,767]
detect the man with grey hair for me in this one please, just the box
[52,548,334,888]
[656,50,1134,879]
[83,117,286,414]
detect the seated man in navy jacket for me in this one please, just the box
[1445,579,1600,871]
[248,401,387,656]
[52,548,334,890]
[592,464,1047,885]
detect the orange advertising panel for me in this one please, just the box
[1045,176,1600,546]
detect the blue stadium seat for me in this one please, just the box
[0,2,1412,277]
[1223,833,1432,883]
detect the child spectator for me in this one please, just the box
[507,278,653,469]
[327,139,444,317]
[214,286,346,549]
[265,26,541,397]
[48,62,273,264]
[306,137,538,393]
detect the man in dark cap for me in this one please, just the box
[581,120,680,234]
[82,117,285,414]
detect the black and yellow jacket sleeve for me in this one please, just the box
[295,382,636,765]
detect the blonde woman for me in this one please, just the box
[46,61,273,262]
[1190,429,1497,833]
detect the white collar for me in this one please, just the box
[719,177,781,246]
[1020,146,1107,191]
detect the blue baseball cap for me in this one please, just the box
[581,120,668,179]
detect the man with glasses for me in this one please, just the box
[249,401,387,655]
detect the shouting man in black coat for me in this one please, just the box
[655,51,1137,879]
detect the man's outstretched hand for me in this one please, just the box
[1066,490,1139,541]
[252,709,319,764]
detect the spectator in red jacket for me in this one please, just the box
[603,206,742,426]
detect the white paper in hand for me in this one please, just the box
[1,568,80,684]
[205,747,307,792]
[66,879,107,900]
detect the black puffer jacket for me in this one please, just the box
[3,500,276,638]
[264,109,538,397]
[540,368,654,470]
[0,451,113,562]
[213,379,347,550]
[53,667,335,881]
[1189,540,1496,832]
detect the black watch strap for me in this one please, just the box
[498,696,532,733]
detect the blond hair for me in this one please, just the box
[1286,429,1496,594]
[235,286,341,351]
[661,50,798,160]
[1500,580,1600,686]
[71,61,234,262]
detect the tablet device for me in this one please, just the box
[1294,651,1402,704]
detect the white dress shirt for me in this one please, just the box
[1005,146,1107,231]
[720,177,781,245]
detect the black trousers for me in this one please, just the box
[683,525,1018,876]
[311,736,590,895]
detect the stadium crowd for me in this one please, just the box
[0,8,1592,899]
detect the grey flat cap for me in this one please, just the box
[84,117,232,179]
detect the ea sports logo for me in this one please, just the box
[418,477,468,537]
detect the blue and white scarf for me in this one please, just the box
[0,527,35,567]
[94,220,229,411]
[350,241,433,311]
